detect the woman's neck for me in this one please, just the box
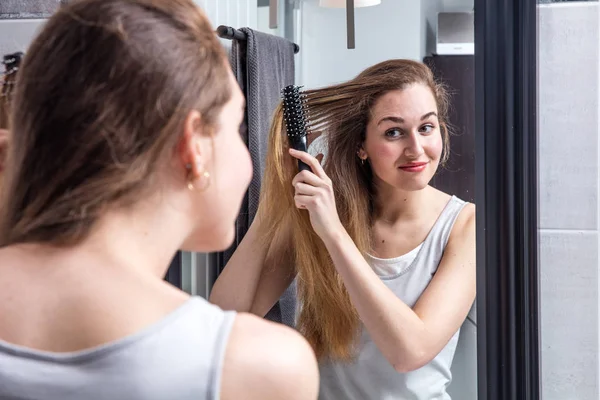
[83,203,189,278]
[374,184,435,225]
[11,195,192,280]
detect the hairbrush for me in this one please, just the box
[281,85,311,172]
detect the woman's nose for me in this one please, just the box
[404,132,425,158]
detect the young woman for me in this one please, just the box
[0,1,318,399]
[210,59,476,400]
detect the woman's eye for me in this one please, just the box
[420,124,435,134]
[385,129,403,138]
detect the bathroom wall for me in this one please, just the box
[0,1,258,57]
[0,0,63,18]
[298,0,421,88]
[0,1,52,56]
[537,2,600,399]
[297,0,472,89]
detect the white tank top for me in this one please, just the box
[0,297,235,400]
[319,195,468,400]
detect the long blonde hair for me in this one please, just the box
[257,59,451,361]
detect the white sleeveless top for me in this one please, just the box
[0,297,235,400]
[319,196,468,400]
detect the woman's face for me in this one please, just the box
[361,84,443,192]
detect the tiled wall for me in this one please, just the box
[538,2,600,399]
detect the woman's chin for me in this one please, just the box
[181,224,236,253]
[213,227,236,252]
[392,178,431,192]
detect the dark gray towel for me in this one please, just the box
[218,28,296,328]
[220,35,250,275]
[239,27,295,220]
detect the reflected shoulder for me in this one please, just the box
[451,202,476,243]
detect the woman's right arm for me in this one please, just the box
[220,313,319,400]
[209,213,295,317]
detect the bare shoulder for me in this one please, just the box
[457,202,476,226]
[431,188,476,238]
[220,313,319,400]
[449,202,476,245]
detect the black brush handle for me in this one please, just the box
[289,135,311,172]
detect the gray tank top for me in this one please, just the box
[319,195,468,400]
[0,297,235,400]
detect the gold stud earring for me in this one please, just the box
[197,170,211,191]
[186,163,195,190]
[187,162,211,192]
[357,150,366,166]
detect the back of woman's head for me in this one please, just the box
[0,0,231,246]
[259,59,450,361]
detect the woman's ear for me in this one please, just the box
[177,111,215,192]
[357,146,368,161]
[177,111,212,170]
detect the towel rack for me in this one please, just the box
[216,25,300,54]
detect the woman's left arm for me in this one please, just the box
[290,149,476,373]
[324,204,475,373]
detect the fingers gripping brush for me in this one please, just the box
[282,85,311,172]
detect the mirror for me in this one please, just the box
[296,1,476,399]
[218,0,479,399]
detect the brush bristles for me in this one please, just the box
[281,85,309,138]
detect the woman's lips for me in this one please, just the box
[398,162,428,173]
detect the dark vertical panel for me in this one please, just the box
[474,0,540,399]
